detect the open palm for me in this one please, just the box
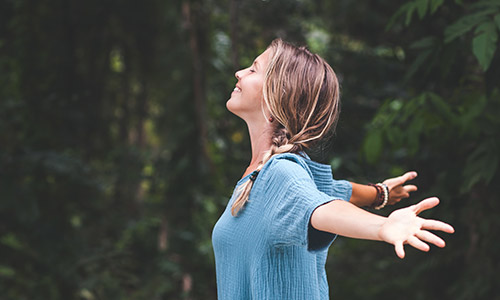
[378,197,455,258]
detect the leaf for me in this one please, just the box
[459,94,488,135]
[404,49,432,81]
[470,0,500,9]
[428,93,457,123]
[0,233,23,250]
[386,2,415,30]
[430,0,444,14]
[0,265,15,278]
[416,0,429,19]
[399,96,423,123]
[462,140,499,193]
[386,125,403,146]
[409,36,437,49]
[495,14,500,31]
[444,11,492,43]
[406,37,439,81]
[363,130,383,164]
[405,2,417,26]
[472,21,498,71]
[407,113,425,155]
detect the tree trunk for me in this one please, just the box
[229,0,240,69]
[182,0,210,170]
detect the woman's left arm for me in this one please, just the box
[311,197,454,258]
[349,171,418,208]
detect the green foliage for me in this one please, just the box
[361,1,500,298]
[386,0,444,28]
[444,10,493,43]
[472,20,498,71]
[444,1,500,71]
[364,91,499,192]
[391,0,500,71]
[363,129,383,164]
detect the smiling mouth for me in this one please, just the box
[233,87,241,92]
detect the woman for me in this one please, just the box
[212,39,454,299]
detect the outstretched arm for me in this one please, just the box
[310,197,454,258]
[349,171,418,208]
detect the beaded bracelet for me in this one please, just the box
[368,183,384,208]
[374,183,389,210]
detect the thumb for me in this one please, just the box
[395,241,405,259]
[413,197,440,214]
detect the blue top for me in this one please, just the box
[212,153,352,299]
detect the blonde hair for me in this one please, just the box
[231,39,341,216]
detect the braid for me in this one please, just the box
[231,126,301,216]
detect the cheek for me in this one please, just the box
[246,80,264,102]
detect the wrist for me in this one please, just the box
[374,183,389,210]
[368,183,387,209]
[368,183,389,209]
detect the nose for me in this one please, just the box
[235,69,242,80]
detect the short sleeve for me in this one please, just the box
[331,179,352,202]
[261,159,343,251]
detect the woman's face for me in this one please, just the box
[226,49,271,122]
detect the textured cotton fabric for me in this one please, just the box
[212,153,352,300]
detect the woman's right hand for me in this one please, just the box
[382,171,418,206]
[378,197,455,259]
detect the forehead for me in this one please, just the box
[254,48,272,67]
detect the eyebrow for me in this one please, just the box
[253,60,260,70]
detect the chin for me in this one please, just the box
[226,97,239,114]
[226,101,246,121]
[226,98,235,112]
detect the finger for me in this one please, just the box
[407,236,430,252]
[412,197,440,214]
[394,241,405,259]
[416,230,446,248]
[395,190,411,201]
[422,219,455,233]
[396,171,418,185]
[402,171,418,181]
[403,184,418,193]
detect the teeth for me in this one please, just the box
[234,87,241,92]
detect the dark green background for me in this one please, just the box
[1,0,499,299]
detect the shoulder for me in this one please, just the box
[261,153,315,183]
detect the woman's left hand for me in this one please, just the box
[382,171,418,206]
[378,197,455,259]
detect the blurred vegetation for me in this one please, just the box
[0,0,498,299]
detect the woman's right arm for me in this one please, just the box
[349,171,418,208]
[310,197,454,258]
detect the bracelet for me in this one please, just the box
[368,183,384,208]
[374,183,389,210]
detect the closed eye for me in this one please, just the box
[251,60,259,72]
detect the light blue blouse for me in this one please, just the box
[212,153,352,300]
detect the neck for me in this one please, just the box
[243,120,273,178]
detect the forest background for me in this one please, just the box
[1,0,499,299]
